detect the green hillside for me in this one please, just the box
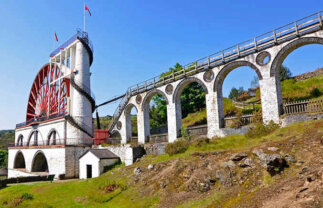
[0,119,322,207]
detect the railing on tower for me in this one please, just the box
[108,11,323,131]
[50,29,94,58]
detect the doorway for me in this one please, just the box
[86,165,92,179]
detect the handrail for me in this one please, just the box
[108,11,323,131]
[49,29,94,58]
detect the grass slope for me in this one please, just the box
[0,119,322,208]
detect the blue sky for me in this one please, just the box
[0,0,322,129]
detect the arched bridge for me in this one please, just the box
[108,11,323,144]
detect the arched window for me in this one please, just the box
[17,135,24,146]
[27,131,38,146]
[47,130,57,145]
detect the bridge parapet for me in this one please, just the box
[108,11,323,143]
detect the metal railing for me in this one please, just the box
[9,138,94,148]
[50,29,94,57]
[283,98,323,114]
[16,112,66,128]
[108,11,323,131]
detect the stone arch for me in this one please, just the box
[124,103,138,143]
[27,130,39,146]
[17,134,24,146]
[14,151,26,169]
[142,89,169,111]
[31,150,49,172]
[214,60,263,92]
[213,61,263,128]
[270,37,323,77]
[141,89,169,142]
[172,76,208,103]
[47,129,59,145]
[110,130,121,138]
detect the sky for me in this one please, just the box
[0,0,322,129]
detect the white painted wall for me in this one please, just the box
[79,151,99,179]
[98,145,134,166]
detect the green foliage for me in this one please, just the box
[192,137,210,147]
[310,87,321,97]
[229,87,244,101]
[181,110,206,128]
[150,94,167,129]
[0,130,14,149]
[93,117,112,129]
[21,193,34,200]
[229,110,244,128]
[223,98,238,116]
[245,121,279,138]
[280,65,292,81]
[0,150,8,168]
[131,116,138,136]
[281,75,323,100]
[180,82,206,118]
[250,76,259,88]
[165,139,190,156]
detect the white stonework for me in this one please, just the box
[9,37,94,179]
[98,145,134,166]
[79,151,119,179]
[111,30,323,143]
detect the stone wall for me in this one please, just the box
[281,113,323,127]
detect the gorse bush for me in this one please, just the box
[165,139,190,156]
[245,121,279,138]
[192,137,210,147]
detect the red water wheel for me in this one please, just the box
[26,63,70,121]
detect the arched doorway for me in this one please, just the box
[14,151,26,169]
[31,151,48,172]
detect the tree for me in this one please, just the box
[280,65,292,81]
[250,76,259,88]
[229,87,239,100]
[150,63,206,128]
[229,87,244,101]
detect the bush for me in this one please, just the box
[21,193,34,200]
[230,111,244,128]
[310,87,321,97]
[245,121,279,138]
[165,139,190,156]
[253,109,263,124]
[192,137,210,147]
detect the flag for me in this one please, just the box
[54,32,58,42]
[85,4,91,16]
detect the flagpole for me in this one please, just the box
[84,2,86,32]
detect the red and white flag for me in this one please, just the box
[85,4,91,16]
[54,32,58,42]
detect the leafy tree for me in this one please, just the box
[250,76,259,88]
[280,65,292,81]
[0,150,8,168]
[229,87,244,101]
[150,63,206,128]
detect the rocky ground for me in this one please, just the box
[128,121,323,208]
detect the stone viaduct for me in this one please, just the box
[109,12,323,144]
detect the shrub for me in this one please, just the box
[21,193,34,200]
[165,139,190,156]
[180,127,190,140]
[253,109,263,124]
[310,87,321,98]
[230,111,244,128]
[192,137,210,147]
[245,121,279,138]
